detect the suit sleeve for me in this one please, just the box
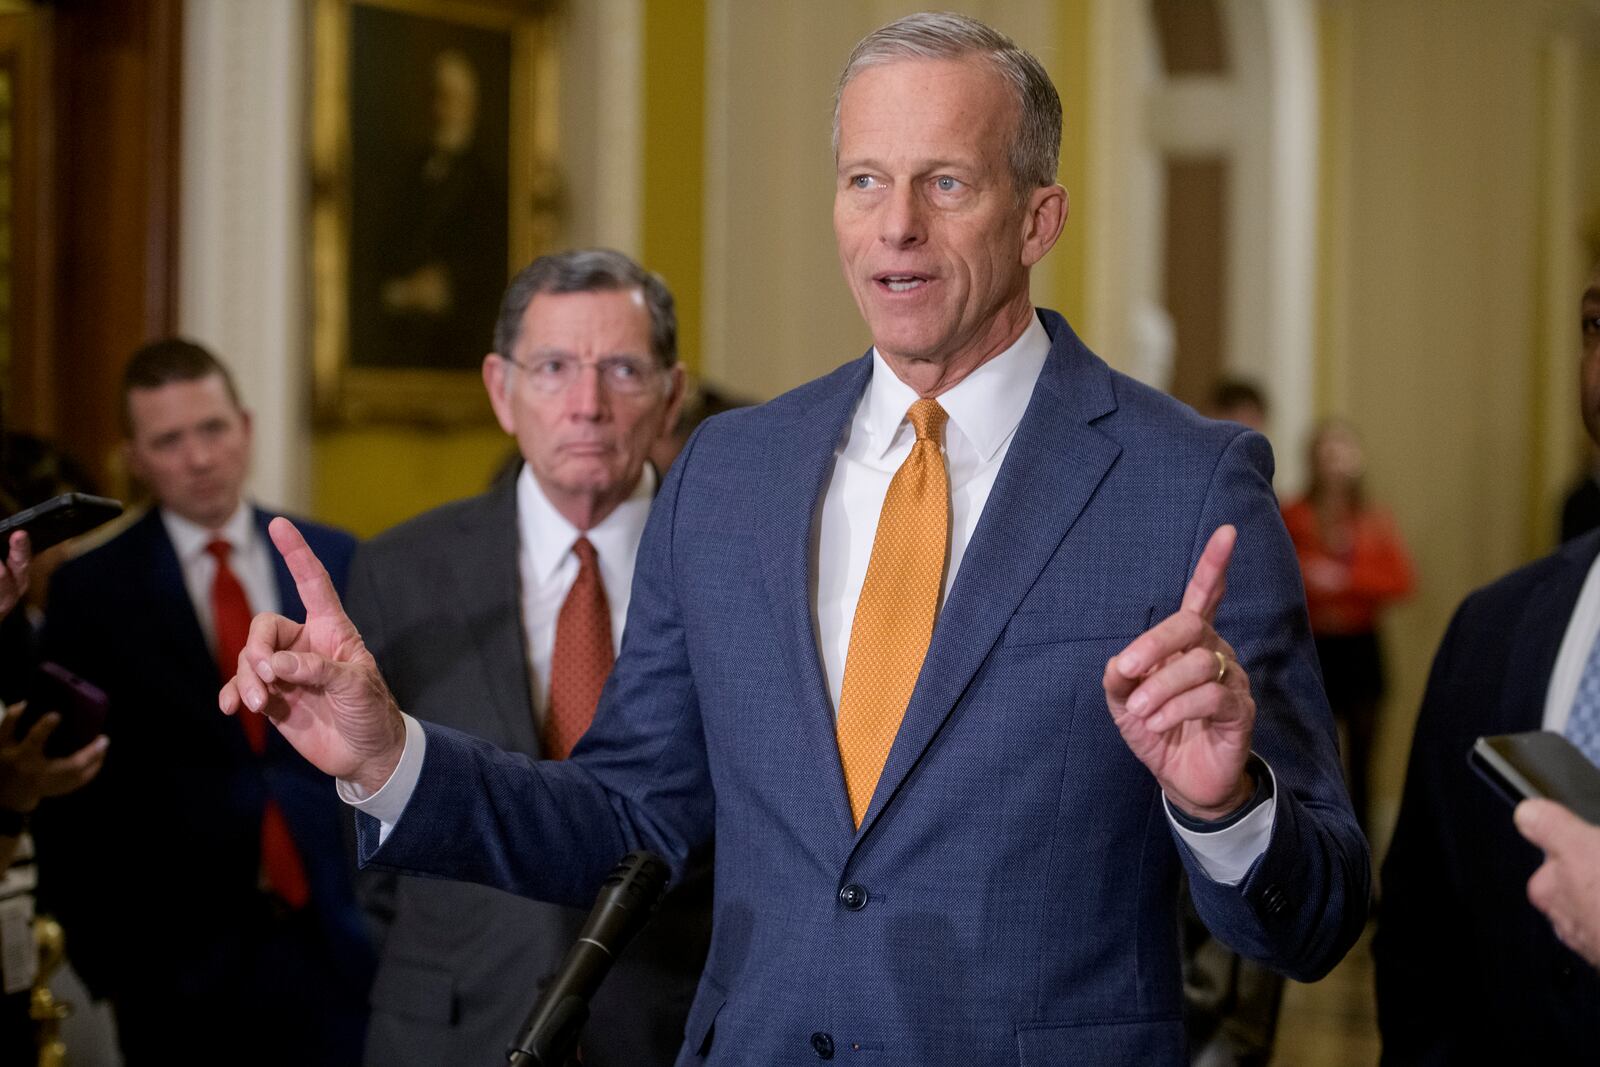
[1179,430,1371,982]
[1372,603,1473,1065]
[343,543,399,947]
[356,426,717,908]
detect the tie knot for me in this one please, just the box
[205,538,232,565]
[571,536,598,568]
[906,398,947,444]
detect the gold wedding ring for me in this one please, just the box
[1212,649,1228,685]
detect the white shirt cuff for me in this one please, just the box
[1164,760,1278,886]
[335,713,427,844]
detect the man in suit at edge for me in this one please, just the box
[1374,264,1600,1062]
[222,13,1368,1065]
[348,248,708,1065]
[38,340,373,1065]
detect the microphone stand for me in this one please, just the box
[504,851,670,1067]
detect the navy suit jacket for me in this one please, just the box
[362,311,1367,1065]
[1375,529,1600,1063]
[36,507,373,1005]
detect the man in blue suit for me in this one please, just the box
[40,340,373,1065]
[224,13,1366,1065]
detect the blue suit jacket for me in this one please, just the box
[364,311,1367,1065]
[1375,529,1600,1063]
[37,508,374,1011]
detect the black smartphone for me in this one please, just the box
[12,661,109,758]
[0,493,123,553]
[1469,731,1600,826]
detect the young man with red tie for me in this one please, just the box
[37,340,372,1065]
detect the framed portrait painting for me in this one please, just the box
[310,0,560,425]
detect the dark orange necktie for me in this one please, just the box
[545,537,614,759]
[835,398,951,825]
[207,538,311,909]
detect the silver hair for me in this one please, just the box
[494,247,677,367]
[832,11,1062,193]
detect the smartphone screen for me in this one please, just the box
[1470,731,1600,826]
[0,493,123,553]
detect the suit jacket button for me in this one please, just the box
[811,1031,835,1059]
[838,883,868,911]
[1262,885,1288,916]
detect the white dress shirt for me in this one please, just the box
[516,462,655,730]
[161,502,281,656]
[352,313,1276,883]
[1542,546,1600,732]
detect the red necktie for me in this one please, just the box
[207,538,311,909]
[544,537,614,759]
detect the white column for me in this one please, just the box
[179,0,308,512]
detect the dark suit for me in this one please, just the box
[1375,529,1600,1064]
[345,476,710,1066]
[362,310,1367,1065]
[36,507,374,1066]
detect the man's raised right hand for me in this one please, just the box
[219,517,406,795]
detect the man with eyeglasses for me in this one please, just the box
[344,248,709,1067]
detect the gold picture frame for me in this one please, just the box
[310,0,561,426]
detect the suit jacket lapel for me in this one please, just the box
[445,478,541,755]
[758,358,874,837]
[1498,532,1600,733]
[855,312,1122,839]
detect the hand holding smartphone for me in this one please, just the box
[12,661,110,758]
[0,493,122,553]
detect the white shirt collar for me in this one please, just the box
[861,310,1051,462]
[160,500,254,563]
[516,462,657,586]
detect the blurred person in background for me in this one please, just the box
[35,339,373,1066]
[1207,378,1270,436]
[347,248,709,1067]
[1281,419,1414,833]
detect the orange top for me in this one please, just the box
[1281,498,1415,636]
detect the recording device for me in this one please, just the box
[1470,731,1600,826]
[506,850,671,1067]
[12,661,110,757]
[0,492,123,553]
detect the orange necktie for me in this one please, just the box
[545,537,614,759]
[207,539,311,909]
[835,398,950,825]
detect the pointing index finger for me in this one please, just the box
[268,517,345,618]
[1180,525,1236,623]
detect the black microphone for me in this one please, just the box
[505,850,671,1067]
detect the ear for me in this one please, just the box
[660,365,688,432]
[482,354,517,436]
[1019,183,1068,268]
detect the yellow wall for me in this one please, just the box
[641,0,705,375]
[1049,0,1094,333]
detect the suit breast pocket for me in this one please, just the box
[1001,602,1156,649]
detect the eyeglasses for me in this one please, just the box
[504,354,663,396]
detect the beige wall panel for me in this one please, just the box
[1327,0,1556,847]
